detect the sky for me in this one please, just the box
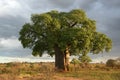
[0,0,120,63]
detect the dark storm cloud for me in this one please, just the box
[0,0,120,62]
[17,0,50,12]
[100,0,120,8]
[87,0,120,48]
[74,0,97,11]
[0,0,98,38]
[105,18,120,46]
[0,15,27,37]
[48,0,74,8]
[47,0,97,11]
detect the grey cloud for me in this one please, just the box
[0,37,32,57]
[48,0,75,9]
[47,0,97,11]
[0,48,32,57]
[17,0,58,13]
[85,0,120,57]
[0,15,28,37]
[97,10,120,46]
[27,0,51,10]
[0,0,98,38]
[100,0,120,8]
[87,1,120,47]
[17,0,46,11]
[74,0,97,11]
[105,18,120,46]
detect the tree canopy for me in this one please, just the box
[19,9,112,59]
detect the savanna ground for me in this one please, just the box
[0,62,120,80]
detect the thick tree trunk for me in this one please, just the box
[54,44,65,71]
[54,44,70,71]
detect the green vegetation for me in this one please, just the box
[19,9,112,71]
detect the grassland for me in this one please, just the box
[0,62,120,80]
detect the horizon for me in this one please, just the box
[0,54,118,63]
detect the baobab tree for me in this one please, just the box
[19,9,112,71]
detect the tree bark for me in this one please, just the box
[54,44,70,71]
[64,47,70,71]
[54,44,65,71]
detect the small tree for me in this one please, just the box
[71,58,80,66]
[71,58,80,71]
[78,54,92,68]
[79,54,92,63]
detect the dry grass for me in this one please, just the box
[0,62,120,80]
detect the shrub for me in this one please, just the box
[106,58,120,68]
[106,59,116,68]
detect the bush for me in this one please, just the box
[71,58,80,66]
[106,59,116,68]
[106,58,120,68]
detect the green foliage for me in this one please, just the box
[91,32,112,54]
[79,54,92,63]
[19,9,112,57]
